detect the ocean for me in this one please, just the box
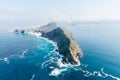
[0,21,120,80]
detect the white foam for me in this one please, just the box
[49,68,61,76]
[57,59,66,68]
[28,31,82,77]
[41,47,81,76]
[75,66,120,80]
[101,68,120,80]
[48,57,81,77]
[49,68,68,76]
[49,66,54,69]
[27,31,57,48]
[0,57,9,64]
[41,57,54,69]
[39,37,57,47]
[4,57,9,64]
[20,49,29,58]
[28,32,41,37]
[98,72,102,77]
[56,58,80,68]
[30,74,35,80]
[3,57,8,62]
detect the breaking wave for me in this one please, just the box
[40,41,120,80]
[40,41,80,77]
[0,57,9,64]
[20,49,29,58]
[29,33,120,80]
[72,64,120,80]
[27,33,80,77]
[30,74,35,80]
[9,31,119,80]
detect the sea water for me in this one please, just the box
[0,21,120,80]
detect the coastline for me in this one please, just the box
[25,31,57,48]
[25,31,81,66]
[14,22,82,65]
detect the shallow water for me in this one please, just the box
[0,22,120,80]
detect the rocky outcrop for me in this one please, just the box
[19,22,82,65]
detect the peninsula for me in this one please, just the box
[15,22,82,65]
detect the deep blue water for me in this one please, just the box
[0,22,120,80]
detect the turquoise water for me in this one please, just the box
[0,32,59,80]
[0,22,120,80]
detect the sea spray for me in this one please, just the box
[25,31,82,77]
[20,29,120,80]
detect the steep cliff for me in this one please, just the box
[21,22,82,65]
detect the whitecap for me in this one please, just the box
[27,31,57,48]
[30,74,35,80]
[49,68,68,77]
[20,49,29,58]
[28,31,82,77]
[49,68,61,76]
[76,66,120,80]
[48,57,81,77]
[98,72,102,77]
[41,46,81,76]
[0,57,9,64]
[49,66,54,69]
[41,57,54,69]
[3,57,8,62]
[56,58,80,68]
[26,32,41,37]
[100,68,120,80]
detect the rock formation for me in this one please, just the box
[18,22,82,65]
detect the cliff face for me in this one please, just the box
[22,22,82,65]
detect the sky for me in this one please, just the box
[0,0,120,22]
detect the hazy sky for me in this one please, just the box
[0,0,120,21]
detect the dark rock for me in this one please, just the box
[55,49,59,52]
[20,30,25,34]
[14,29,19,34]
[20,22,82,65]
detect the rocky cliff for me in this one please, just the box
[19,22,82,65]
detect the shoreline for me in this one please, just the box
[14,22,82,65]
[25,31,81,66]
[25,32,57,48]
